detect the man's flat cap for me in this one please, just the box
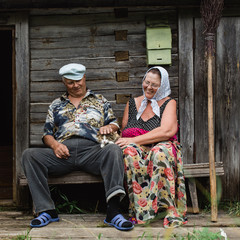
[59,63,86,80]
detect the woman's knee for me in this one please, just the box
[151,145,168,162]
[123,144,141,159]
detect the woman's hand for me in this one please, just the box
[115,137,135,148]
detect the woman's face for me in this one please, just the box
[142,72,161,99]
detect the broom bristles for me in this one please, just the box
[201,0,224,33]
[201,0,224,54]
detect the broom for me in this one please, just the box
[200,0,224,222]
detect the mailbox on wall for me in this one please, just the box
[146,27,172,65]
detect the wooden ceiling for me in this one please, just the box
[0,0,202,9]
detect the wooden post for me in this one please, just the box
[207,52,217,222]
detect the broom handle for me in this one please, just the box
[207,53,218,222]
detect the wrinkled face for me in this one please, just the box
[142,72,161,99]
[63,75,87,98]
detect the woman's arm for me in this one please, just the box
[134,99,178,145]
[121,101,129,131]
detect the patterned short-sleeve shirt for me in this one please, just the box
[43,89,119,143]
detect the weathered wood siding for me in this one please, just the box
[29,7,179,146]
[216,17,240,201]
[179,12,240,201]
[178,10,194,164]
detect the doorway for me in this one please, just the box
[0,28,14,200]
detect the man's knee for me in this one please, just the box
[104,144,122,156]
[21,148,41,167]
[21,148,32,165]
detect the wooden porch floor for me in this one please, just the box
[0,211,240,239]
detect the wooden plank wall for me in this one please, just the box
[178,11,194,164]
[216,17,240,201]
[179,11,240,201]
[29,7,179,146]
[194,18,210,164]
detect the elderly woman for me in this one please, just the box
[115,66,187,228]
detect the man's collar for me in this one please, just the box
[60,89,95,101]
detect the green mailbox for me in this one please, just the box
[146,27,172,65]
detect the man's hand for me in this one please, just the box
[51,142,70,159]
[99,125,114,135]
[43,135,70,159]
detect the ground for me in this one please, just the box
[0,210,240,239]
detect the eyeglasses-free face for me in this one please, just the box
[63,75,87,98]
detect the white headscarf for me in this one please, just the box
[136,66,171,120]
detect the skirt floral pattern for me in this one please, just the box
[123,141,188,228]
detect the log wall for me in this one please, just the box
[29,7,179,146]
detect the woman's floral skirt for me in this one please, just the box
[123,141,188,228]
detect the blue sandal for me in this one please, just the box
[104,214,134,231]
[30,212,59,228]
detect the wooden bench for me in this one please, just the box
[183,162,224,213]
[19,162,224,214]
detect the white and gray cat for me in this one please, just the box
[97,132,120,148]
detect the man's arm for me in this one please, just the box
[43,135,70,159]
[98,95,120,135]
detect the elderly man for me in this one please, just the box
[22,63,133,231]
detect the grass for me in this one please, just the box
[203,201,240,217]
[226,201,240,216]
[172,227,226,240]
[10,230,31,240]
[49,184,108,214]
[50,186,88,214]
[96,228,226,240]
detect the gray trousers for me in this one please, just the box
[21,137,125,213]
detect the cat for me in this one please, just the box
[97,132,120,148]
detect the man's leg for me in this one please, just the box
[21,140,78,227]
[21,147,74,213]
[73,139,125,200]
[73,139,133,230]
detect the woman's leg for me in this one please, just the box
[123,142,187,227]
[149,141,187,227]
[123,144,149,222]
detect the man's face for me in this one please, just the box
[63,74,87,98]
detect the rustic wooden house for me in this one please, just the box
[0,0,239,208]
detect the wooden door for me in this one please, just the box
[0,28,14,200]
